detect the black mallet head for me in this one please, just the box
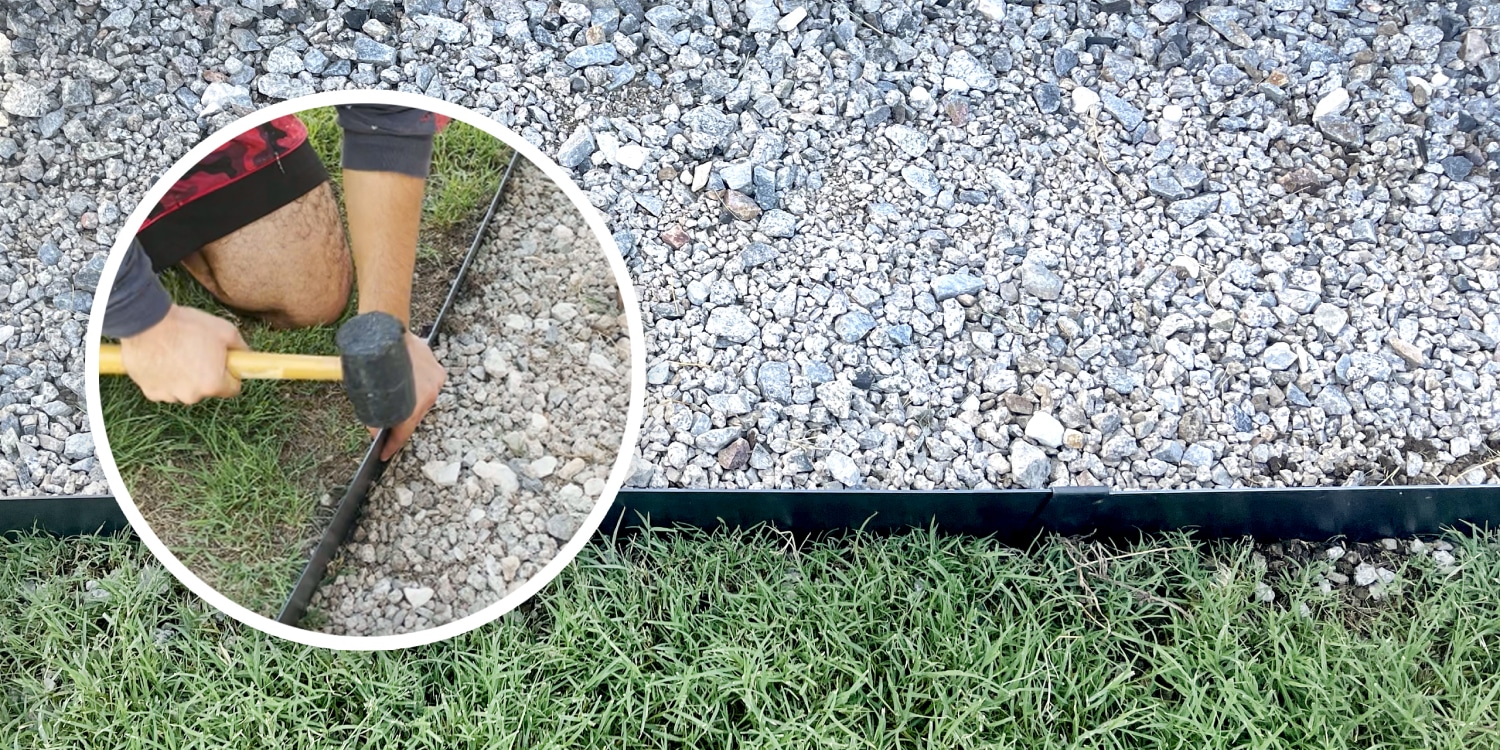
[336,311,417,429]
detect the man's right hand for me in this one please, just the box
[119,304,249,404]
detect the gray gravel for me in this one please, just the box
[310,160,630,637]
[1,0,1498,500]
[1251,535,1470,612]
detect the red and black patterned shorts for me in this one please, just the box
[135,115,330,272]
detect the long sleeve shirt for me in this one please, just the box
[101,105,446,339]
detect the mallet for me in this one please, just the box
[97,311,417,429]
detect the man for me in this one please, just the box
[103,105,447,460]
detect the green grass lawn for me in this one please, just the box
[2,528,1495,748]
[97,108,512,619]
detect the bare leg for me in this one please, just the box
[179,182,353,329]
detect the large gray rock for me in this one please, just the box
[883,124,928,158]
[557,126,595,168]
[740,241,778,267]
[834,311,878,343]
[826,452,863,486]
[354,37,397,66]
[256,74,314,100]
[745,0,779,31]
[757,361,793,404]
[1165,194,1220,224]
[944,50,996,91]
[681,106,735,147]
[695,426,744,453]
[931,274,985,302]
[565,44,617,68]
[758,210,796,238]
[1098,90,1143,131]
[1018,262,1063,300]
[199,82,252,114]
[902,166,941,197]
[706,307,758,344]
[1315,116,1365,148]
[1010,441,1051,489]
[2,81,48,118]
[63,433,93,461]
[1262,342,1297,371]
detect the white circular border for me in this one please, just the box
[84,89,647,651]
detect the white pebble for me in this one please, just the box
[1313,87,1350,119]
[1023,412,1065,449]
[421,461,461,486]
[1169,255,1200,278]
[531,455,559,478]
[777,6,807,32]
[473,461,519,496]
[403,586,435,608]
[1072,87,1101,113]
[614,143,647,170]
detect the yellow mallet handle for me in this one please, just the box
[97,344,344,381]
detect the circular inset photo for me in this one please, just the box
[85,91,644,648]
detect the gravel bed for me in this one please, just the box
[310,159,630,636]
[1,0,1497,498]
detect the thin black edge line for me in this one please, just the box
[1107,484,1500,497]
[425,150,522,347]
[0,495,131,539]
[610,484,1489,497]
[275,434,385,625]
[0,494,120,502]
[1021,488,1061,532]
[275,156,521,628]
[607,484,1496,539]
[611,488,1049,496]
[2,482,1495,541]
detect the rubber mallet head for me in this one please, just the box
[336,311,416,429]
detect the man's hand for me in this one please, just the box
[120,304,249,404]
[370,332,445,461]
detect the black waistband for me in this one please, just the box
[136,141,330,271]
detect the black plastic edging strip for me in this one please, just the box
[275,151,522,627]
[1,483,1494,548]
[275,437,384,625]
[607,484,1499,543]
[422,152,522,349]
[0,495,130,538]
[1066,483,1499,541]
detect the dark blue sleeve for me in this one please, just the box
[101,239,172,339]
[336,105,440,178]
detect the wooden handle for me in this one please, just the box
[97,344,344,381]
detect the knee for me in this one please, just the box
[270,273,351,329]
[193,181,353,329]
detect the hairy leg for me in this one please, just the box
[180,182,353,329]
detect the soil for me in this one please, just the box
[410,209,493,338]
[282,383,362,557]
[1056,531,1481,638]
[1247,536,1461,632]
